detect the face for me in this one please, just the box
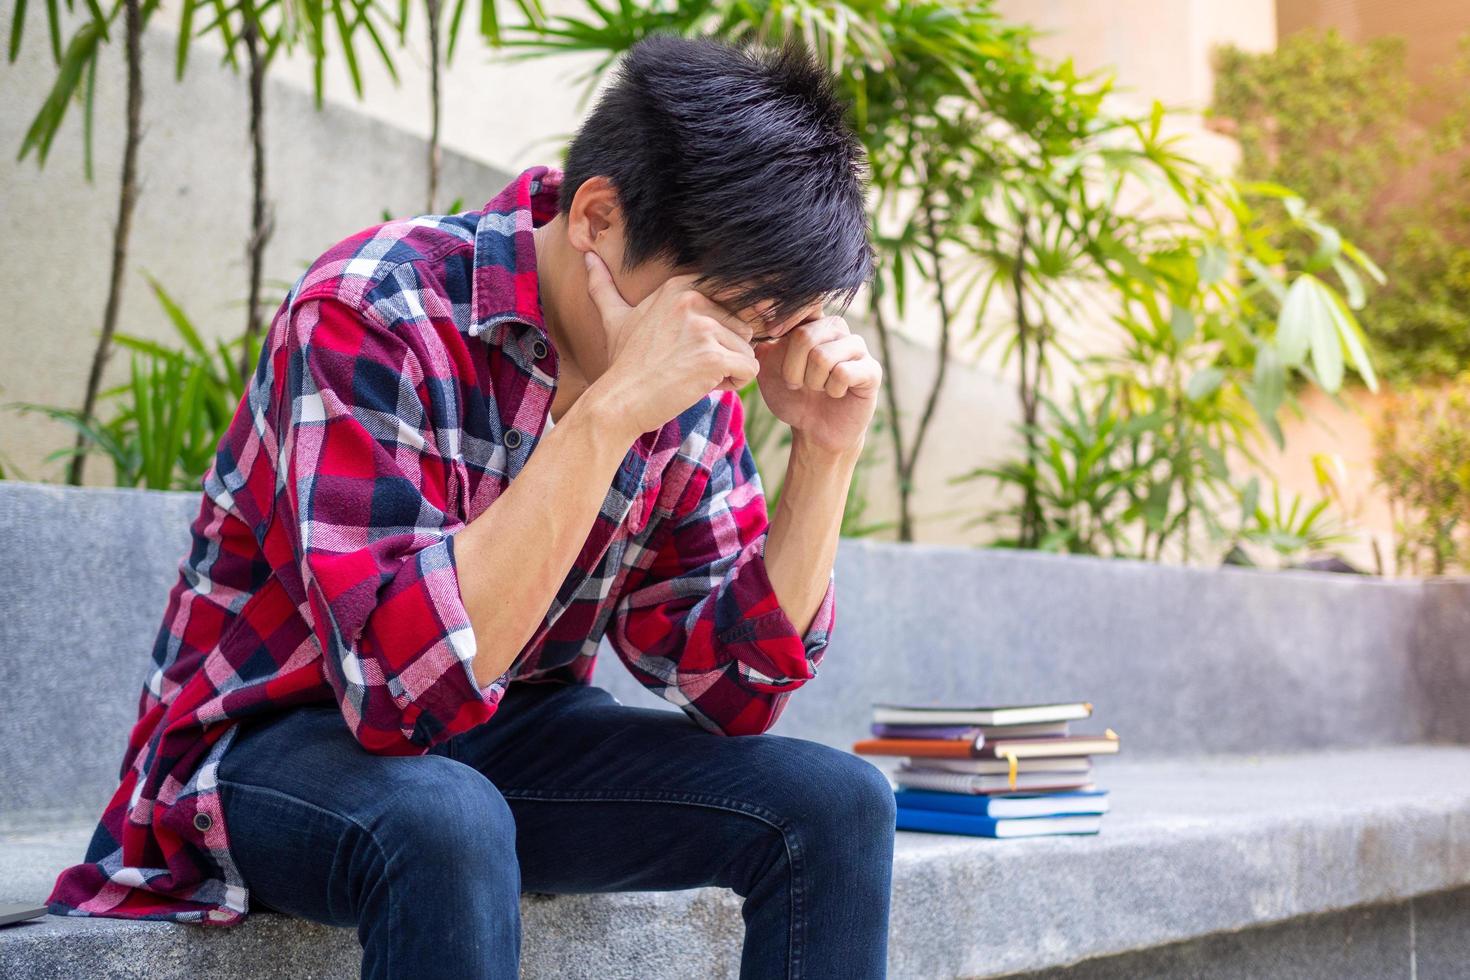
[567,176,827,343]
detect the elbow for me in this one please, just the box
[707,689,796,738]
[329,630,502,757]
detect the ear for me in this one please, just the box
[566,175,623,264]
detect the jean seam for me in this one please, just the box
[219,777,398,978]
[498,787,805,979]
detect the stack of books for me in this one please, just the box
[851,701,1120,838]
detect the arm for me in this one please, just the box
[752,309,881,636]
[283,248,761,753]
[277,296,629,754]
[606,391,837,738]
[764,431,862,636]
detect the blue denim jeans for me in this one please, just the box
[216,679,896,979]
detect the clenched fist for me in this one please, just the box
[583,250,759,439]
[753,314,882,457]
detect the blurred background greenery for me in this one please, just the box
[5,0,1467,576]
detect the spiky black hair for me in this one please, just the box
[558,33,875,325]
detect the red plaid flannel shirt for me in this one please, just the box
[47,165,836,926]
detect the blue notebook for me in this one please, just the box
[895,806,1102,838]
[894,788,1109,819]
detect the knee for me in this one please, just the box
[367,757,518,881]
[774,741,897,847]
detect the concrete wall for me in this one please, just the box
[5,481,1466,821]
[0,5,514,485]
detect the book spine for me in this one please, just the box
[893,788,998,815]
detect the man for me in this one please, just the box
[48,32,896,979]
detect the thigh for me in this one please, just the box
[216,703,477,923]
[448,681,890,895]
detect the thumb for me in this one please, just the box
[584,249,631,320]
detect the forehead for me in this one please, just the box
[712,290,826,336]
[663,260,827,335]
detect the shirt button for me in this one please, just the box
[531,338,549,360]
[194,812,213,832]
[504,429,522,450]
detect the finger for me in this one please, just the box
[825,357,882,398]
[699,316,756,356]
[718,348,759,389]
[686,291,755,342]
[584,250,632,319]
[781,316,849,389]
[802,333,868,393]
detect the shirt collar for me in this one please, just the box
[468,164,563,341]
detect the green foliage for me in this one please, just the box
[1373,376,1470,575]
[960,382,1158,556]
[7,277,257,489]
[502,1,1380,558]
[10,0,406,174]
[949,79,1381,562]
[1234,478,1351,563]
[1212,29,1470,383]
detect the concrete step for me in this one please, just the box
[4,745,1469,979]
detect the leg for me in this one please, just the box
[217,704,522,980]
[447,681,897,980]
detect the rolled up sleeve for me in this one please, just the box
[607,392,836,737]
[276,295,506,755]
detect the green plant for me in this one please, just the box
[499,0,1109,540]
[7,277,257,489]
[12,0,150,485]
[396,0,544,211]
[957,382,1158,556]
[1212,29,1470,383]
[1234,478,1351,563]
[953,91,1381,563]
[1373,376,1470,575]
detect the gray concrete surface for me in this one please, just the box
[1001,885,1470,980]
[5,746,1470,978]
[3,480,1469,977]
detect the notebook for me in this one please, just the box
[872,701,1092,727]
[895,808,1103,838]
[853,731,1120,760]
[871,720,1072,739]
[894,788,1110,818]
[892,768,1095,795]
[906,756,1092,775]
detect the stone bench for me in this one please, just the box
[2,480,1468,978]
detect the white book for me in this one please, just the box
[873,701,1092,727]
[892,768,1095,795]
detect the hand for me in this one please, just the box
[754,314,882,457]
[582,250,759,440]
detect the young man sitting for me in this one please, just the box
[49,32,896,979]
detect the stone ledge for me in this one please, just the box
[3,745,1468,979]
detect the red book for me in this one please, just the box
[853,730,1120,760]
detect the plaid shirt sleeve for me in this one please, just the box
[274,294,506,755]
[606,392,837,737]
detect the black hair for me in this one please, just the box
[558,33,875,325]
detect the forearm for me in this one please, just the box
[454,390,634,687]
[763,430,861,635]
